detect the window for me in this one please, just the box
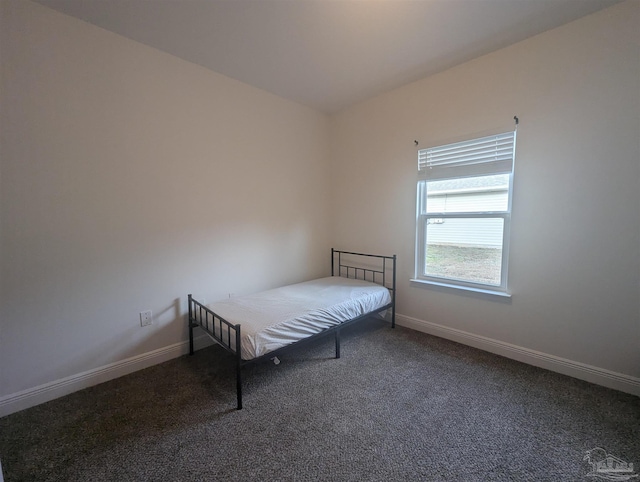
[414,131,516,295]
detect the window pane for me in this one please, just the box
[426,174,509,214]
[424,218,504,286]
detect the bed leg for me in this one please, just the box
[335,328,341,359]
[188,294,194,355]
[392,254,397,329]
[236,327,243,410]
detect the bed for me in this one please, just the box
[188,248,396,409]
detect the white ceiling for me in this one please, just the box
[34,0,621,113]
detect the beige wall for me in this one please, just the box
[1,0,638,414]
[0,0,330,400]
[330,0,639,380]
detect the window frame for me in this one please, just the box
[413,131,516,296]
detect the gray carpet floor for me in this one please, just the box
[0,319,638,481]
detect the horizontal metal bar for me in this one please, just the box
[333,250,395,260]
[339,265,384,275]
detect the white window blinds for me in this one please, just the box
[418,131,516,181]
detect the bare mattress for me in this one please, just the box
[207,276,391,360]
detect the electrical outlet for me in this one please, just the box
[140,310,153,327]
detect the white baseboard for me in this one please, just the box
[3,317,637,418]
[396,313,640,397]
[0,335,213,418]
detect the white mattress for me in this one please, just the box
[207,276,391,360]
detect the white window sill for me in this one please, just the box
[410,278,512,299]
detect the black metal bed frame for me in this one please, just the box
[188,248,397,410]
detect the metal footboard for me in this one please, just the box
[188,295,244,408]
